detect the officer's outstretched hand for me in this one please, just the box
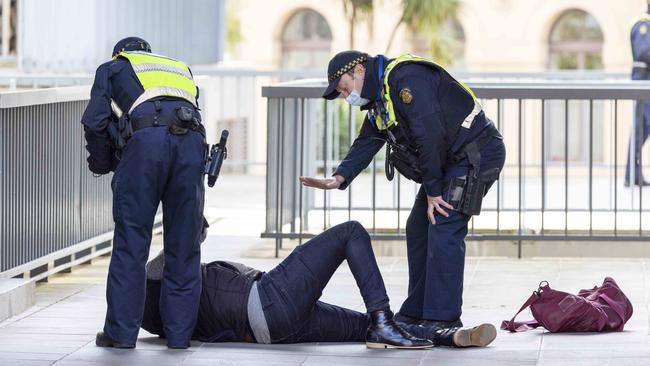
[427,195,454,225]
[299,175,345,190]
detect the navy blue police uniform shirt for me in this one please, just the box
[82,58,142,132]
[632,15,650,81]
[334,56,485,197]
[80,57,199,173]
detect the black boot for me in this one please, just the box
[95,332,135,349]
[421,318,463,328]
[394,312,421,325]
[395,313,463,328]
[432,324,497,348]
[366,309,433,349]
[625,178,650,187]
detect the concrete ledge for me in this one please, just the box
[0,279,35,322]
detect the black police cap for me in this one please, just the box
[322,50,368,100]
[112,37,152,57]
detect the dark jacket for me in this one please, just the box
[631,8,650,80]
[142,261,263,342]
[333,55,492,197]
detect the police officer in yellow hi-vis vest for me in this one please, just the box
[301,51,506,329]
[81,37,205,349]
[627,2,650,186]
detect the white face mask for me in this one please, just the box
[345,73,370,107]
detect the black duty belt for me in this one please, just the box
[130,108,205,137]
[131,115,172,132]
[447,124,501,166]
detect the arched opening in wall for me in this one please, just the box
[411,18,465,69]
[0,0,18,57]
[548,9,603,70]
[281,9,332,69]
[546,10,605,166]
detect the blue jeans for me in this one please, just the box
[257,221,389,343]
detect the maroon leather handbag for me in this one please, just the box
[501,277,633,333]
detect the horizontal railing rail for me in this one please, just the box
[262,79,650,257]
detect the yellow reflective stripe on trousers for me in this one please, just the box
[380,53,481,130]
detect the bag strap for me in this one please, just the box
[501,291,542,332]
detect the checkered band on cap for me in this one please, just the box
[328,55,368,82]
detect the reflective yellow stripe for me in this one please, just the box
[131,63,193,80]
[128,86,198,115]
[382,54,429,130]
[117,51,197,113]
[380,53,480,130]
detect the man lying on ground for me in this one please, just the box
[139,221,496,349]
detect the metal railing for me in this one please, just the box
[262,79,650,257]
[0,86,164,281]
[0,68,324,173]
[0,67,323,279]
[0,69,632,172]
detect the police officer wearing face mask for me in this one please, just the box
[300,51,506,328]
[627,1,650,187]
[81,37,206,349]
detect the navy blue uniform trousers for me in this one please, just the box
[104,125,205,347]
[399,136,506,321]
[258,221,442,343]
[626,100,650,182]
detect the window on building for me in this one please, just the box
[411,18,465,69]
[281,9,332,70]
[546,10,605,164]
[548,9,603,70]
[0,0,18,56]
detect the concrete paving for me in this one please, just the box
[1,174,649,365]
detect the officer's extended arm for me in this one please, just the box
[332,115,385,189]
[80,65,115,175]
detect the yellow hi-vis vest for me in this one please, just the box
[116,51,198,115]
[377,54,481,131]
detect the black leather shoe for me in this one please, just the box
[95,332,135,349]
[366,309,433,349]
[395,313,463,328]
[432,324,497,348]
[625,179,650,187]
[421,318,463,328]
[394,312,421,325]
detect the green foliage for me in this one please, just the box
[343,0,374,17]
[401,0,460,32]
[226,4,243,55]
[387,0,461,66]
[343,0,375,48]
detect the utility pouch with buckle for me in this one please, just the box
[446,139,501,216]
[117,114,133,146]
[384,129,422,183]
[171,106,205,136]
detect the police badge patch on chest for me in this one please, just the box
[641,24,648,35]
[400,88,413,104]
